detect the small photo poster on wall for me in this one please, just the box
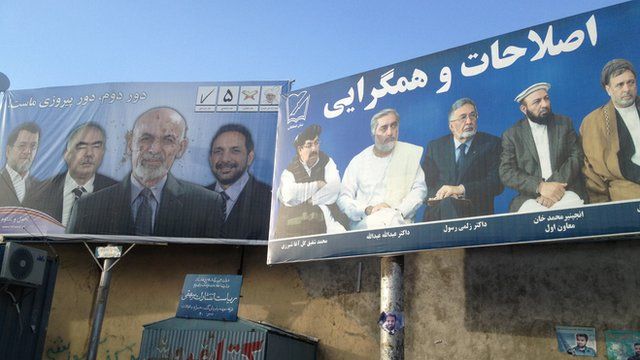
[556,326,597,357]
[605,330,640,360]
[378,311,404,335]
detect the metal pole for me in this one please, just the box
[87,257,115,360]
[380,255,404,360]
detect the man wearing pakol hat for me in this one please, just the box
[580,59,640,203]
[275,124,347,238]
[338,108,426,229]
[499,82,586,212]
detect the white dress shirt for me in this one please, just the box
[528,119,553,180]
[61,173,95,226]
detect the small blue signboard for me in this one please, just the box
[176,274,242,321]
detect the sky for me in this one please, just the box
[0,0,628,91]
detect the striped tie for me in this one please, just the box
[135,188,153,236]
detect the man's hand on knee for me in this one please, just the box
[538,181,567,202]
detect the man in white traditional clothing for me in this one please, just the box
[338,108,427,230]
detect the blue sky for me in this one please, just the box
[0,0,626,91]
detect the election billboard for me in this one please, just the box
[0,81,290,244]
[267,1,640,263]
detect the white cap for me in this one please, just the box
[514,82,551,103]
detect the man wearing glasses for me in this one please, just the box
[499,82,585,212]
[422,98,503,221]
[1,122,40,207]
[275,124,347,238]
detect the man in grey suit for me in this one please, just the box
[499,82,586,212]
[30,122,116,225]
[67,107,224,238]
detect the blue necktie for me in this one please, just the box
[135,188,153,236]
[456,143,467,175]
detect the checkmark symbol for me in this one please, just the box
[200,89,215,103]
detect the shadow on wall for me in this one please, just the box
[295,257,380,299]
[463,238,640,335]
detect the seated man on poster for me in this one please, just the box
[0,122,41,207]
[581,59,640,203]
[422,98,503,221]
[338,109,426,230]
[275,124,346,238]
[568,333,596,356]
[67,107,225,238]
[500,82,586,212]
[30,122,116,226]
[206,123,271,240]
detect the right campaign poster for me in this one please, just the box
[267,1,640,264]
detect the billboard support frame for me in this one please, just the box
[84,242,135,360]
[87,256,114,360]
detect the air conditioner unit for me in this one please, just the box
[0,242,47,287]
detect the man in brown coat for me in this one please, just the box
[581,59,640,203]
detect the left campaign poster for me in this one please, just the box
[0,81,289,244]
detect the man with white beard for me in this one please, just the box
[422,98,503,221]
[0,122,41,207]
[67,107,224,238]
[338,108,426,230]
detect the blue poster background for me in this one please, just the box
[268,2,640,263]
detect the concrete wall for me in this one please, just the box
[42,238,640,359]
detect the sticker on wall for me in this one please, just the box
[378,311,404,335]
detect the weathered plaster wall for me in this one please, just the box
[405,239,640,359]
[43,244,379,360]
[43,238,640,359]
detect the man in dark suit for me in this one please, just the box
[29,122,116,225]
[423,98,503,221]
[206,123,271,240]
[500,82,586,212]
[67,107,224,238]
[0,122,41,207]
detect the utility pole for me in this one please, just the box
[380,255,404,360]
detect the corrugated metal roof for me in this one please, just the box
[143,317,271,332]
[139,317,318,360]
[139,328,267,360]
[144,317,317,343]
